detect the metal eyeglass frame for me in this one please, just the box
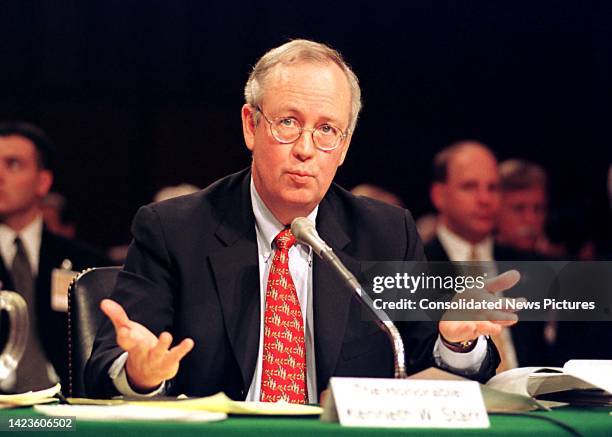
[255,106,347,151]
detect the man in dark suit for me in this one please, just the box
[87,40,517,402]
[0,122,110,392]
[425,141,549,369]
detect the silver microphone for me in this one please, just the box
[290,217,407,378]
[290,217,331,258]
[291,217,362,293]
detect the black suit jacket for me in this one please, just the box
[0,229,110,389]
[86,169,498,399]
[424,235,550,367]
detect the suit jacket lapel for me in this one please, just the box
[427,237,451,262]
[313,192,360,392]
[208,172,260,394]
[36,230,54,307]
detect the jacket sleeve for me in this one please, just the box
[84,205,177,397]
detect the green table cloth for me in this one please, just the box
[0,405,609,436]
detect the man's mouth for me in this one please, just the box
[287,171,314,183]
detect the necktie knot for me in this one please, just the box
[274,229,296,251]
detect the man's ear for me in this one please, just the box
[36,170,53,198]
[430,182,446,212]
[338,132,352,166]
[242,104,256,152]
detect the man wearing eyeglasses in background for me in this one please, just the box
[87,40,516,402]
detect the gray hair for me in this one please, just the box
[499,159,548,192]
[244,39,362,134]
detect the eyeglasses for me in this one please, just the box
[255,106,347,151]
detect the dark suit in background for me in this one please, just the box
[0,229,110,390]
[424,236,551,367]
[86,169,499,399]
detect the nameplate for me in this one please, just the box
[321,377,489,428]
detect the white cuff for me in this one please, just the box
[433,334,488,374]
[109,352,166,397]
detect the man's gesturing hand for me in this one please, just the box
[100,299,194,392]
[438,270,524,343]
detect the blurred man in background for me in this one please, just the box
[0,122,110,393]
[425,140,549,370]
[426,141,501,262]
[497,159,565,257]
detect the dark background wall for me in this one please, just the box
[1,1,610,251]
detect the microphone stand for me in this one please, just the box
[315,245,407,379]
[292,217,407,378]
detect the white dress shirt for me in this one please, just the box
[436,224,495,263]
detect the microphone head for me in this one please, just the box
[291,217,315,241]
[291,217,327,256]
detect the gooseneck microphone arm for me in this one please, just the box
[291,217,407,379]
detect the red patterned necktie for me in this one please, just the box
[260,228,307,403]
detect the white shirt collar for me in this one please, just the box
[250,178,318,260]
[0,215,44,276]
[436,223,494,262]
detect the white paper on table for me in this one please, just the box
[562,360,612,394]
[0,384,61,407]
[486,360,612,399]
[487,367,558,397]
[68,392,323,416]
[34,404,227,422]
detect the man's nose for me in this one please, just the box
[522,206,541,224]
[476,187,495,204]
[292,130,317,161]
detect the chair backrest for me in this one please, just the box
[67,266,120,397]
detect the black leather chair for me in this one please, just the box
[67,266,120,397]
